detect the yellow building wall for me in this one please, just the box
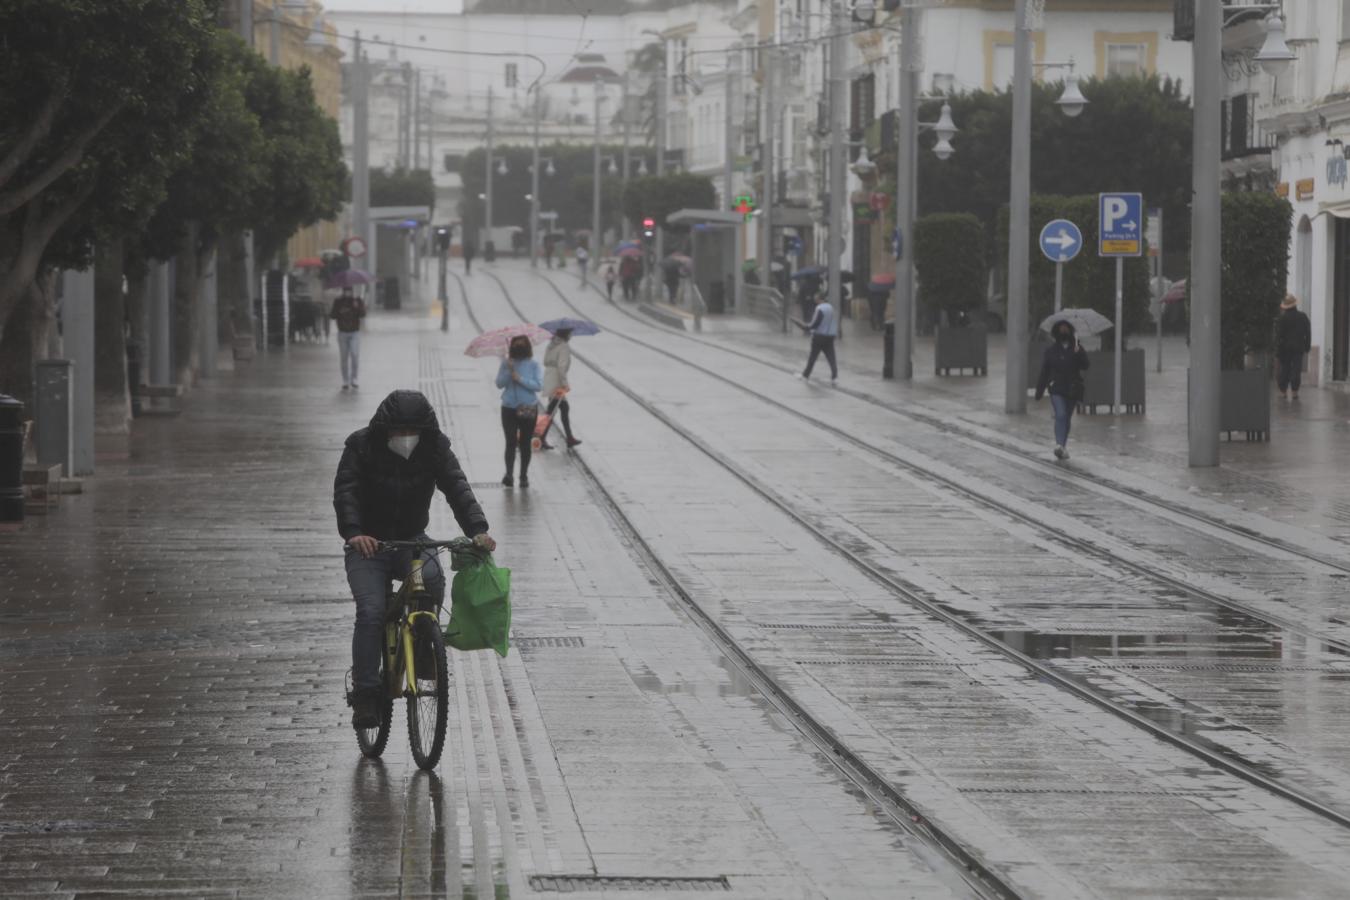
[252,0,344,263]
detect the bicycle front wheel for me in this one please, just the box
[407,616,449,770]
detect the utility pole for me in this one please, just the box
[592,75,603,272]
[485,84,495,251]
[725,49,742,315]
[1189,0,1221,466]
[762,46,780,332]
[621,69,631,240]
[827,2,847,339]
[413,68,422,171]
[531,88,542,268]
[655,55,666,266]
[352,32,371,276]
[1004,0,1032,414]
[891,5,919,379]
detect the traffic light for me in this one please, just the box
[433,225,452,253]
[642,217,655,240]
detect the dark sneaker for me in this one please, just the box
[502,474,513,487]
[566,437,582,448]
[351,691,380,729]
[519,474,530,488]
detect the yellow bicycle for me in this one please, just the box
[345,537,473,770]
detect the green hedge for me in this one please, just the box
[1216,192,1291,370]
[914,213,986,323]
[997,195,1151,335]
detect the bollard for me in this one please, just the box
[0,394,25,523]
[883,321,896,379]
[126,339,143,418]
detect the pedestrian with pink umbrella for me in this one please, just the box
[465,325,551,487]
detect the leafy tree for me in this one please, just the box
[912,75,1192,280]
[621,174,717,232]
[0,0,219,350]
[458,143,651,235]
[1216,192,1291,370]
[914,214,986,323]
[371,167,435,211]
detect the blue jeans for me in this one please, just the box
[1050,394,1074,447]
[345,534,445,692]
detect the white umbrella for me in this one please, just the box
[1040,308,1114,336]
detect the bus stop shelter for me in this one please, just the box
[666,209,744,315]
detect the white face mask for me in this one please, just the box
[388,434,420,459]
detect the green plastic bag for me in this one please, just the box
[444,554,512,657]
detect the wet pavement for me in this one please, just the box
[4,261,1350,897]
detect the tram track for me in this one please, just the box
[449,268,1019,900]
[555,270,1350,578]
[477,266,1350,835]
[525,269,1350,656]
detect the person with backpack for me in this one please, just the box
[1034,319,1090,460]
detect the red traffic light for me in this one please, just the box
[642,218,655,228]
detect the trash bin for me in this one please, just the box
[125,339,143,418]
[383,277,401,311]
[883,321,895,379]
[0,394,24,523]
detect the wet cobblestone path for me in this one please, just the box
[6,266,1350,898]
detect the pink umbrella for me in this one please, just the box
[1162,279,1187,304]
[464,324,553,358]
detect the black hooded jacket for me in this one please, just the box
[333,390,488,541]
[1035,322,1090,400]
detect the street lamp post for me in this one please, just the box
[1187,4,1293,465]
[1004,2,1088,412]
[484,85,495,251]
[592,76,604,279]
[827,2,848,338]
[892,4,920,379]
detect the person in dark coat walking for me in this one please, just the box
[463,238,476,274]
[1034,319,1090,460]
[334,390,496,729]
[1276,293,1312,399]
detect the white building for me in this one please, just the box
[1260,0,1350,389]
[323,0,740,233]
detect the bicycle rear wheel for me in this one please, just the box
[407,616,449,770]
[355,651,395,759]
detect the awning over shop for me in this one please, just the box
[1319,202,1350,219]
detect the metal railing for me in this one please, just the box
[745,284,784,325]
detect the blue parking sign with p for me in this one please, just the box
[1098,192,1143,257]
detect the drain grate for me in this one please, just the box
[530,875,730,892]
[756,623,895,632]
[515,636,586,649]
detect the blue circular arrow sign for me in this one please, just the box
[1038,219,1082,263]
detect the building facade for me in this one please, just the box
[1259,0,1350,389]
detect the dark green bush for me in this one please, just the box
[914,213,986,323]
[1217,192,1291,369]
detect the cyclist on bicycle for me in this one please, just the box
[334,389,496,729]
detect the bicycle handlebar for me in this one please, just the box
[343,537,487,554]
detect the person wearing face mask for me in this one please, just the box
[333,389,497,729]
[1034,320,1090,460]
[496,335,543,487]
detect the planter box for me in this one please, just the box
[1079,348,1146,414]
[1219,367,1270,440]
[935,324,988,376]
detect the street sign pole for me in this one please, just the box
[1054,261,1063,313]
[1115,257,1124,413]
[1098,192,1143,415]
[1038,219,1080,316]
